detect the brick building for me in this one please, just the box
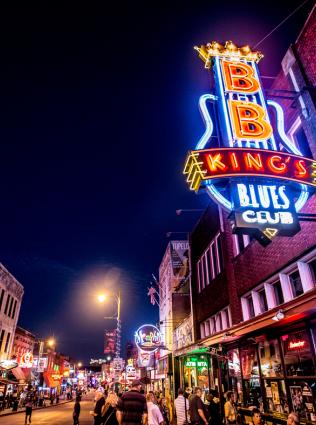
[11,326,35,365]
[176,4,316,423]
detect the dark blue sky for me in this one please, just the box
[0,1,313,362]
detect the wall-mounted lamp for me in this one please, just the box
[272,310,285,321]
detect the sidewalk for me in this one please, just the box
[0,397,73,417]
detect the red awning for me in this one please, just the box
[11,367,26,381]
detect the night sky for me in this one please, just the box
[0,1,313,363]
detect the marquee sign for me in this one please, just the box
[183,41,315,244]
[134,324,162,353]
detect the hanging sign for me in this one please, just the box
[134,324,162,353]
[183,41,316,245]
[19,352,34,368]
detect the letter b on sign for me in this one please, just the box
[229,100,272,140]
[222,60,260,93]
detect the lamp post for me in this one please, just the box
[98,291,121,358]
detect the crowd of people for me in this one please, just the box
[81,381,301,425]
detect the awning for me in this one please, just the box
[11,367,26,381]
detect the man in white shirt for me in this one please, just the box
[174,388,190,425]
[146,393,164,425]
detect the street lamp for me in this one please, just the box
[47,338,55,348]
[97,291,121,358]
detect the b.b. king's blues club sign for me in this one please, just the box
[184,41,316,245]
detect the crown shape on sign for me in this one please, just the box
[194,41,264,67]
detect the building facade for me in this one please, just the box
[0,263,24,361]
[11,326,35,365]
[181,5,316,424]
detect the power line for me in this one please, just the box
[253,0,311,48]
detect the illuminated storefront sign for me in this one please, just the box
[135,324,162,353]
[19,352,34,368]
[185,359,208,368]
[288,340,306,350]
[183,41,315,244]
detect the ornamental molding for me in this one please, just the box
[0,264,24,299]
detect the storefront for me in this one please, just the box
[222,318,316,422]
[177,352,212,400]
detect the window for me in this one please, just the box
[8,297,14,318]
[11,300,17,320]
[4,295,10,315]
[4,332,10,353]
[309,258,316,283]
[200,323,205,339]
[246,294,255,319]
[259,338,283,377]
[282,330,314,376]
[0,289,4,312]
[258,288,268,313]
[273,281,284,305]
[215,313,222,332]
[215,234,223,274]
[0,330,5,352]
[289,270,304,297]
[210,317,216,334]
[197,233,223,292]
[203,251,210,286]
[204,320,210,337]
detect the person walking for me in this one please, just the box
[24,385,34,425]
[73,396,81,425]
[102,392,119,425]
[116,379,148,425]
[206,391,221,425]
[224,392,236,425]
[147,393,164,425]
[91,390,106,425]
[189,387,208,425]
[174,388,190,425]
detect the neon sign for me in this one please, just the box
[288,340,306,350]
[183,41,314,244]
[134,324,162,353]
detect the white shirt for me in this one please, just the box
[147,401,164,425]
[174,395,189,425]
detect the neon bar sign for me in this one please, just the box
[288,340,306,350]
[134,324,162,353]
[183,41,314,243]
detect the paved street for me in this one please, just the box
[0,395,95,425]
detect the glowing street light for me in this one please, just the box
[47,338,55,348]
[98,294,106,303]
[77,362,82,368]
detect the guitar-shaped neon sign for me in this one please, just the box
[184,41,316,244]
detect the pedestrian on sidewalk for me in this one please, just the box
[174,388,190,425]
[102,391,119,425]
[90,389,105,425]
[116,379,148,425]
[73,396,81,425]
[224,392,236,425]
[189,387,208,425]
[206,391,221,425]
[24,385,34,425]
[147,392,164,425]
